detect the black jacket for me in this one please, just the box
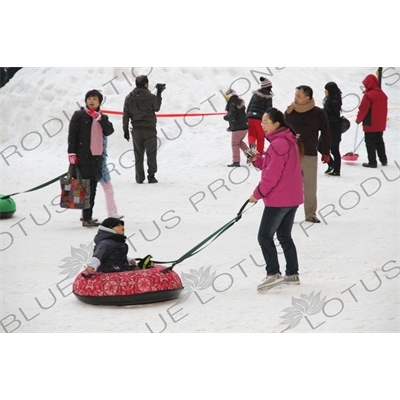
[323,95,342,146]
[122,88,162,133]
[247,89,273,120]
[224,96,248,131]
[285,106,331,156]
[68,108,114,180]
[93,229,138,273]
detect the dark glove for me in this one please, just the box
[124,132,130,142]
[321,155,330,164]
[156,83,166,96]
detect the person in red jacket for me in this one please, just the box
[356,74,388,168]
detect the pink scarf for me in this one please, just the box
[85,107,103,156]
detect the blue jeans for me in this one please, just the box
[257,206,299,276]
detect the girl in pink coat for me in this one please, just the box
[248,108,304,291]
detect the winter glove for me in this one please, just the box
[245,148,258,165]
[321,155,330,164]
[68,154,78,165]
[124,132,130,142]
[88,108,101,120]
[137,254,154,270]
[156,83,166,96]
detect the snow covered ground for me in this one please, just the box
[1,67,399,335]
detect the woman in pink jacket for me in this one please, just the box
[248,108,304,291]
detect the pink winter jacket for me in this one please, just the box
[252,127,304,207]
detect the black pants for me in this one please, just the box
[82,179,98,221]
[365,132,387,166]
[318,141,341,173]
[132,129,158,183]
[330,145,341,173]
[257,206,299,276]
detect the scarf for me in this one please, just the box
[85,107,103,156]
[286,98,315,114]
[98,226,127,242]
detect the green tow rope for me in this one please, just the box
[2,177,253,273]
[1,172,68,200]
[137,200,254,272]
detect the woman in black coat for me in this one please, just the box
[320,82,343,176]
[68,90,114,226]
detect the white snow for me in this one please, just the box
[1,67,399,336]
[1,65,399,398]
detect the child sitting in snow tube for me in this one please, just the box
[83,217,140,274]
[73,217,183,306]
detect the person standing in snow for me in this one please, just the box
[122,75,164,184]
[356,73,388,168]
[248,108,304,291]
[80,136,123,223]
[246,77,274,155]
[98,136,123,219]
[284,85,331,223]
[223,88,250,167]
[68,89,114,227]
[319,82,343,176]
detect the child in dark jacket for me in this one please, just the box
[223,89,250,167]
[246,77,273,155]
[84,218,138,274]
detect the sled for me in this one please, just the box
[342,125,360,162]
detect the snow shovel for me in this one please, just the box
[342,124,361,161]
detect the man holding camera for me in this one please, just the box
[123,75,165,184]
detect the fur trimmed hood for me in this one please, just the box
[252,90,273,100]
[227,96,246,109]
[235,98,246,109]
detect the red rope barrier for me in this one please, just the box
[102,110,226,117]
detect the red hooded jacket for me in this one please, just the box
[356,74,388,132]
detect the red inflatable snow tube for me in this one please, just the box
[73,265,184,306]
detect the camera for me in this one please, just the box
[156,83,166,93]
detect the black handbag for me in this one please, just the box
[340,116,351,133]
[60,165,91,209]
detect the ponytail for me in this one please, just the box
[264,108,304,159]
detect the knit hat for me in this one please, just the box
[225,88,238,97]
[101,217,124,229]
[260,77,272,88]
[85,89,103,105]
